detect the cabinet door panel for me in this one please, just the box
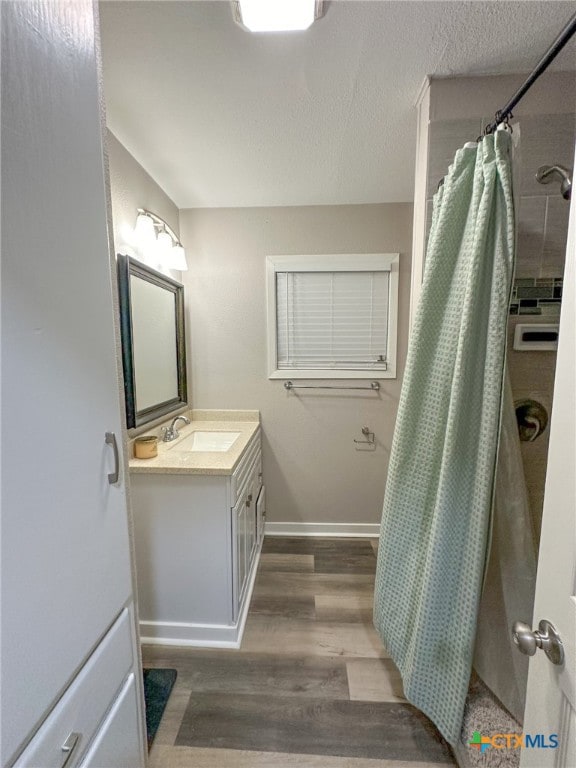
[256,486,266,546]
[238,504,248,603]
[247,457,262,566]
[233,494,248,621]
[13,611,134,768]
[246,491,256,566]
[78,674,142,768]
[1,2,134,764]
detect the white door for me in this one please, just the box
[520,145,576,767]
[1,2,136,764]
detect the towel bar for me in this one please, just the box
[283,381,380,392]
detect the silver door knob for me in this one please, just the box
[512,619,564,666]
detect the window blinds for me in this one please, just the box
[276,270,389,370]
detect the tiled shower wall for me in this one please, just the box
[426,109,575,545]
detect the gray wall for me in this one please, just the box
[179,204,413,525]
[427,72,575,541]
[107,130,180,258]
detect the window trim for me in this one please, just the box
[266,253,399,380]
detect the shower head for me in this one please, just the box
[536,164,572,200]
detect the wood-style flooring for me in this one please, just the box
[143,536,456,767]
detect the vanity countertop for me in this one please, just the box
[128,410,260,476]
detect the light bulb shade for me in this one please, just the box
[142,239,160,267]
[156,230,173,256]
[237,0,318,31]
[134,213,156,246]
[166,244,188,271]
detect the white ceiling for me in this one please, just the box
[100,1,576,208]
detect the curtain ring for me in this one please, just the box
[499,113,514,133]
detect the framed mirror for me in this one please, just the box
[117,254,187,429]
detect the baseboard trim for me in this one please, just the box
[264,522,380,538]
[139,620,241,649]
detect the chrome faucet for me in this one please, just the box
[161,415,190,442]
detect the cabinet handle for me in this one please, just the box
[61,732,81,768]
[105,431,120,485]
[246,494,253,507]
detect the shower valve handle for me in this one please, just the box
[512,619,564,666]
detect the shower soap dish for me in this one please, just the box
[134,436,158,459]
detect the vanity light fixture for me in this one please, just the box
[134,209,188,271]
[134,210,156,244]
[233,0,323,32]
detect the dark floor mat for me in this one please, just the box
[143,668,177,749]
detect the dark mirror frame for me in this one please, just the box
[117,254,188,429]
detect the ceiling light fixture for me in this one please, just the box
[233,0,323,32]
[134,209,188,272]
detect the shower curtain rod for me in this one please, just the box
[483,11,576,136]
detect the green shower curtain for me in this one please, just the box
[373,129,515,746]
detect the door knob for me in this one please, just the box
[512,619,564,665]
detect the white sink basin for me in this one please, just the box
[169,430,241,453]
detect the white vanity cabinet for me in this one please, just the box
[131,424,264,647]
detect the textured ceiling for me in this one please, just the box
[100,1,576,207]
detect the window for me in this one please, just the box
[266,254,399,379]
